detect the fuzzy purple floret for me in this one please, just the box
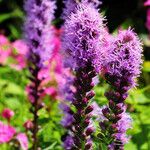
[62,0,101,20]
[102,28,143,87]
[62,0,78,20]
[63,135,74,150]
[62,2,105,72]
[24,0,56,66]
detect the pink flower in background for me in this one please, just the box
[0,35,11,65]
[16,133,28,150]
[0,121,16,144]
[146,9,150,32]
[23,120,33,130]
[44,87,57,98]
[11,40,28,70]
[2,108,14,121]
[144,0,150,6]
[12,40,28,55]
[0,35,9,44]
[35,27,63,100]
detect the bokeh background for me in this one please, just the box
[0,0,150,149]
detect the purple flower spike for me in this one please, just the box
[24,0,56,149]
[62,2,105,72]
[61,2,106,149]
[102,28,143,88]
[24,0,56,67]
[99,29,143,150]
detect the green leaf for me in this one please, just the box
[0,79,24,95]
[43,142,57,150]
[143,61,150,72]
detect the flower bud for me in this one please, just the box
[85,127,94,136]
[85,105,93,115]
[2,108,14,121]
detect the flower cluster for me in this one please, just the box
[0,34,28,70]
[61,2,106,149]
[24,0,56,66]
[62,2,105,71]
[2,108,14,121]
[98,29,143,149]
[102,29,143,88]
[0,109,28,150]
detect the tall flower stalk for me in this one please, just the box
[62,2,105,149]
[98,29,143,150]
[24,0,55,149]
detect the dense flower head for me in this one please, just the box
[62,2,105,72]
[2,108,14,120]
[24,0,56,66]
[102,28,143,87]
[0,121,16,144]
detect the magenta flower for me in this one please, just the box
[144,0,150,6]
[10,40,28,70]
[16,133,28,150]
[0,121,16,144]
[62,2,105,72]
[2,108,14,121]
[23,120,34,130]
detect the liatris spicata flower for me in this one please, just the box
[24,0,56,149]
[24,0,56,66]
[62,0,101,20]
[98,29,143,150]
[62,2,105,149]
